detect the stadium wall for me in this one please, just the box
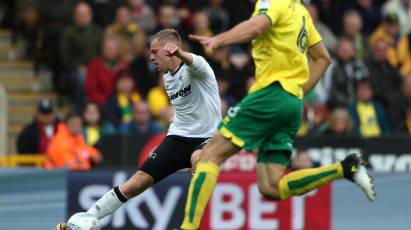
[0,169,66,230]
[0,169,410,230]
[99,134,411,172]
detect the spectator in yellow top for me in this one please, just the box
[147,75,169,119]
[106,5,145,61]
[348,78,390,137]
[369,12,411,77]
[103,70,142,128]
[82,102,115,147]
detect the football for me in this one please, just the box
[67,212,100,230]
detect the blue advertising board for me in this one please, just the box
[68,170,191,230]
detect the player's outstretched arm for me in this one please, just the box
[189,15,271,50]
[303,42,331,95]
[164,42,193,65]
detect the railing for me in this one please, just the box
[0,154,46,168]
[0,83,6,154]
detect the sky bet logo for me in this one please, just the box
[169,85,191,101]
[77,172,184,230]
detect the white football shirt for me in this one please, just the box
[163,54,221,138]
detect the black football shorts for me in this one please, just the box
[139,135,210,183]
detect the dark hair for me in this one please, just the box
[116,69,134,83]
[343,9,361,20]
[64,111,81,123]
[152,28,182,46]
[116,4,131,13]
[338,35,353,44]
[115,69,139,94]
[82,102,102,126]
[354,77,372,90]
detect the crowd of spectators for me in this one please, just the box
[301,0,411,137]
[4,0,411,168]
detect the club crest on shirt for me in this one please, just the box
[148,152,157,159]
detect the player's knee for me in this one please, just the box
[201,132,239,165]
[191,150,202,166]
[258,182,281,201]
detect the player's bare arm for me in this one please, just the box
[163,42,194,65]
[303,42,331,94]
[189,15,271,49]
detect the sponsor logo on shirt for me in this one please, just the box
[169,85,192,101]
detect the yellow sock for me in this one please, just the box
[181,161,220,230]
[278,162,344,200]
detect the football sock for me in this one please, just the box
[86,186,128,219]
[278,162,344,200]
[181,161,220,230]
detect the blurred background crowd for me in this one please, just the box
[1,0,411,169]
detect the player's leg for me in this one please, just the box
[256,151,345,200]
[181,132,239,229]
[247,81,348,200]
[190,138,211,172]
[120,171,154,197]
[253,91,350,200]
[85,136,196,221]
[86,170,153,220]
[181,86,278,229]
[256,152,375,201]
[256,161,287,200]
[56,170,155,229]
[256,123,375,201]
[190,149,201,172]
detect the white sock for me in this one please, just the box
[86,186,128,220]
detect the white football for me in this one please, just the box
[67,212,100,230]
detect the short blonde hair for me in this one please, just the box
[152,28,182,46]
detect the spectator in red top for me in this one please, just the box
[85,36,128,106]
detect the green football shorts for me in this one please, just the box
[219,82,303,166]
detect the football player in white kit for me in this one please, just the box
[56,28,221,230]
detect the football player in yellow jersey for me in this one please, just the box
[181,0,376,229]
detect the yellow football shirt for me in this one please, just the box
[357,102,381,137]
[250,0,322,98]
